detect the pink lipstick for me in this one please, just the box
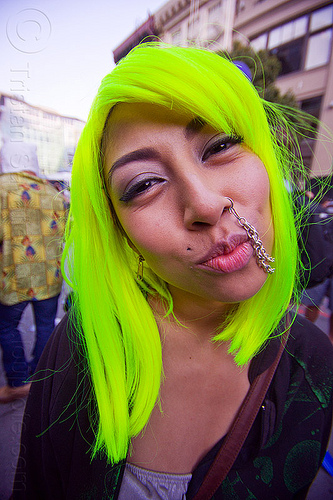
[197,238,254,274]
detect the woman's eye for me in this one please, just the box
[120,177,165,202]
[202,135,243,162]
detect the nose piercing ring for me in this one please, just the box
[226,198,275,274]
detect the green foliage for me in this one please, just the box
[217,40,299,109]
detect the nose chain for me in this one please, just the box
[226,198,275,274]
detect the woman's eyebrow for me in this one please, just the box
[107,117,206,180]
[184,117,206,139]
[108,147,161,180]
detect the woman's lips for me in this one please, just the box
[197,241,254,273]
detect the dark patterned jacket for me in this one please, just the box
[13,313,333,499]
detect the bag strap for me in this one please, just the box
[192,317,290,500]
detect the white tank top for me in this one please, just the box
[118,462,192,499]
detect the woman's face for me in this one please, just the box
[103,103,274,308]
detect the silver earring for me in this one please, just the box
[226,198,275,274]
[136,255,145,281]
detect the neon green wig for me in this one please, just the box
[62,43,305,464]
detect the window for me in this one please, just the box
[250,6,333,76]
[208,1,222,20]
[188,15,200,40]
[310,5,333,32]
[299,96,323,167]
[207,1,223,39]
[271,38,304,75]
[251,33,267,51]
[301,95,322,120]
[268,17,307,49]
[171,30,181,45]
[305,28,332,70]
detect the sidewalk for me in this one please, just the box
[0,296,332,499]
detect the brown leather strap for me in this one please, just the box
[192,320,290,500]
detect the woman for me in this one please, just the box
[13,44,333,499]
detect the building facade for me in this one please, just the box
[113,15,159,63]
[113,0,333,176]
[0,94,85,178]
[233,0,333,176]
[155,0,236,51]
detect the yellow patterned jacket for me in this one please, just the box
[0,172,68,305]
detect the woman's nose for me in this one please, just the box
[181,174,232,229]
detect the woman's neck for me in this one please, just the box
[149,289,237,344]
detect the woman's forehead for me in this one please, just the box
[105,102,215,139]
[111,102,203,127]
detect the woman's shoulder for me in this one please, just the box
[15,315,123,499]
[284,314,333,408]
[45,312,69,351]
[38,312,81,367]
[251,313,333,396]
[30,312,86,412]
[288,313,333,365]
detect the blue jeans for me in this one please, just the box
[0,295,59,387]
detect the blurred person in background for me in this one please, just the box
[301,192,333,343]
[303,277,333,342]
[0,141,68,403]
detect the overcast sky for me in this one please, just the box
[0,0,166,121]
